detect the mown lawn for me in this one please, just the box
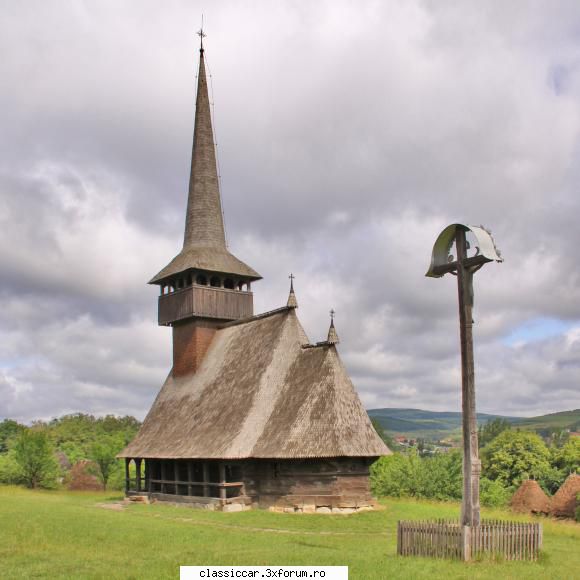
[0,486,578,579]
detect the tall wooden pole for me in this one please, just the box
[456,229,481,527]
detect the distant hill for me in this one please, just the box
[368,408,580,440]
[510,409,580,435]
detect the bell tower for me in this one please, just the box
[149,35,261,376]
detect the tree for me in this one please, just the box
[0,419,25,453]
[482,430,552,489]
[478,418,511,448]
[554,437,580,474]
[89,437,123,490]
[549,429,570,448]
[13,429,58,489]
[0,450,23,484]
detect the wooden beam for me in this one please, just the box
[456,229,481,527]
[431,254,490,277]
[174,461,179,494]
[219,463,227,501]
[148,479,243,487]
[124,458,130,494]
[135,458,142,493]
[187,461,193,497]
[202,463,209,497]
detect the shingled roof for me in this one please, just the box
[120,308,390,459]
[150,44,260,284]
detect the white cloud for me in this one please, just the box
[1,1,580,422]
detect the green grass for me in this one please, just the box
[0,487,578,579]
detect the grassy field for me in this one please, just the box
[0,487,578,580]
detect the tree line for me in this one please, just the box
[371,418,580,506]
[0,414,140,490]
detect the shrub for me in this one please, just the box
[371,450,463,501]
[371,451,422,497]
[480,477,511,508]
[0,450,23,484]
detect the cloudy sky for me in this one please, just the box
[2,0,580,423]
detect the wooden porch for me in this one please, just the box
[125,459,248,507]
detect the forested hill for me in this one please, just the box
[368,408,580,439]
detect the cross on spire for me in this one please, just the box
[330,308,335,322]
[287,273,298,308]
[197,16,206,53]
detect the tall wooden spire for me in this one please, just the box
[149,39,260,286]
[183,43,226,249]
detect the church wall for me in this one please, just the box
[242,458,377,512]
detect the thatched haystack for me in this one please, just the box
[510,479,550,514]
[66,460,102,491]
[551,473,580,518]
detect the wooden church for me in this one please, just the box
[119,38,390,512]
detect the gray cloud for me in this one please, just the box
[2,0,580,422]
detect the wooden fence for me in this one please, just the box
[397,519,542,561]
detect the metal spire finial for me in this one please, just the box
[287,273,298,309]
[197,15,206,53]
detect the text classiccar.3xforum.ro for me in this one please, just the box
[196,569,328,578]
[182,562,347,577]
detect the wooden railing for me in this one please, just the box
[158,285,253,325]
[126,477,245,499]
[397,519,542,561]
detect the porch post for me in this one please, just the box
[219,463,227,502]
[187,461,193,496]
[174,461,179,495]
[124,458,130,494]
[135,458,142,493]
[202,462,209,497]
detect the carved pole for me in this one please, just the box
[456,229,481,527]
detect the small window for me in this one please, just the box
[196,274,208,286]
[210,276,221,287]
[223,278,234,290]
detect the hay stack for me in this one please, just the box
[551,473,580,518]
[66,460,103,491]
[510,479,550,514]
